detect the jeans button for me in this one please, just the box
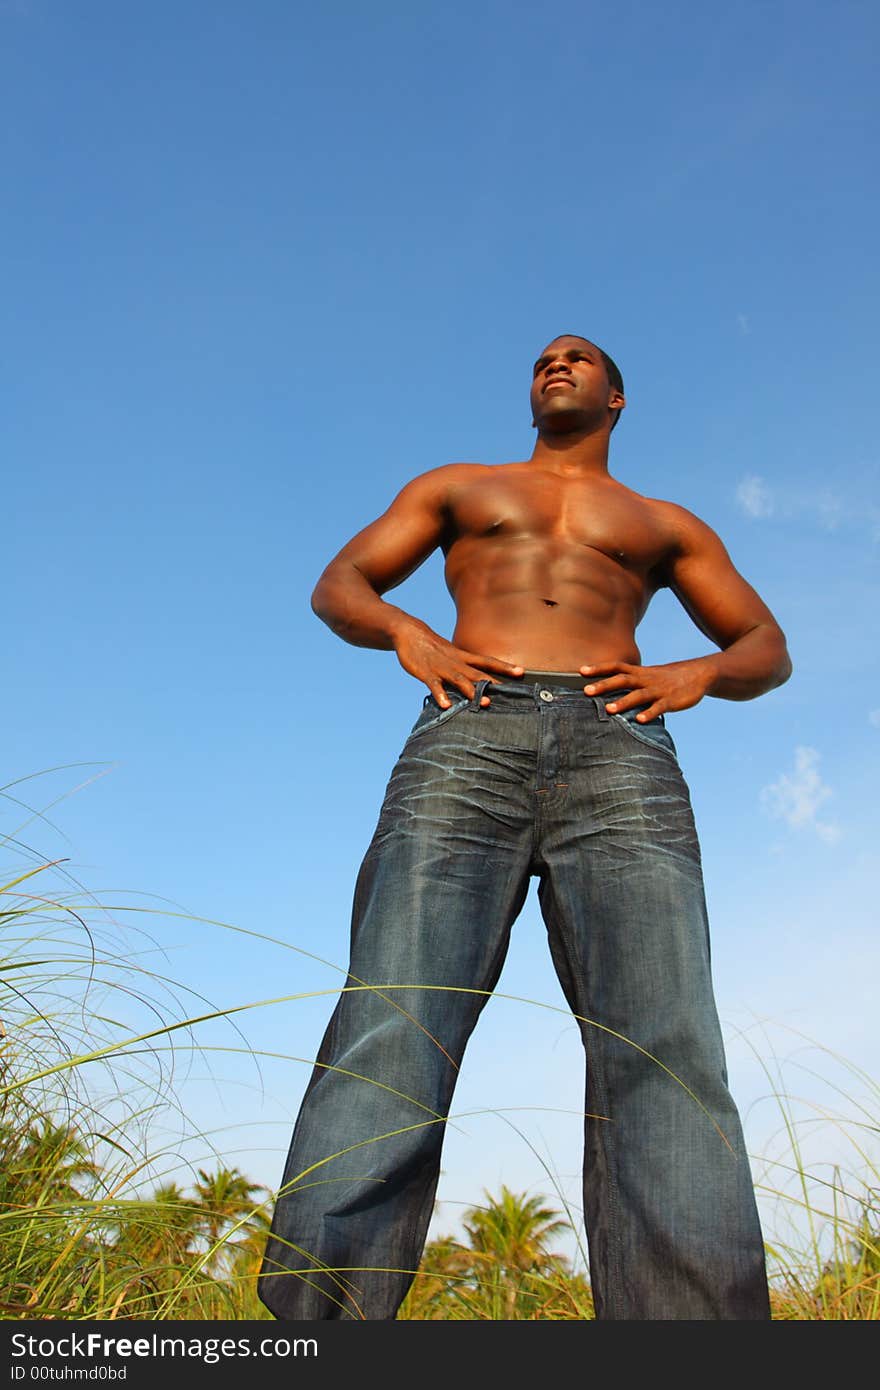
[539,690,554,702]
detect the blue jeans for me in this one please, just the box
[259,676,771,1320]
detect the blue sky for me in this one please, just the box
[3,0,878,1272]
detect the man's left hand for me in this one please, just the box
[579,657,716,723]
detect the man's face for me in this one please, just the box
[529,335,623,434]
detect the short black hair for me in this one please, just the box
[554,334,625,432]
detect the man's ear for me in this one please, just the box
[609,390,625,413]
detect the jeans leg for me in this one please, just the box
[259,696,535,1320]
[536,707,771,1319]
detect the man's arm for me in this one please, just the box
[579,503,793,720]
[311,465,523,706]
[661,502,792,696]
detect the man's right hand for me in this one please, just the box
[392,618,524,708]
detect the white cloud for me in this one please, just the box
[737,313,751,336]
[735,472,880,542]
[736,474,774,519]
[869,709,880,728]
[760,745,841,843]
[813,488,845,532]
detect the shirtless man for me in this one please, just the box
[259,334,791,1321]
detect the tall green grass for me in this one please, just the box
[734,1020,880,1319]
[1,766,876,1318]
[0,764,277,1318]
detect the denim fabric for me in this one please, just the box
[259,677,771,1320]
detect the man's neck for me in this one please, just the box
[528,426,612,479]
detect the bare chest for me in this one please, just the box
[444,469,672,574]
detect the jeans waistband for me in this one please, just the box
[438,674,642,718]
[510,669,587,690]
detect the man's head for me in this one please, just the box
[529,334,625,436]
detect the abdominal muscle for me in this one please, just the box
[447,539,648,672]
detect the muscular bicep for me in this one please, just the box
[663,505,783,648]
[317,467,453,595]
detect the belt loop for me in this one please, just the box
[593,696,609,721]
[472,678,491,708]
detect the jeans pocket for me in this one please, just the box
[404,691,470,744]
[612,706,679,761]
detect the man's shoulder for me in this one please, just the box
[410,461,498,482]
[395,460,500,499]
[637,495,728,568]
[638,492,713,535]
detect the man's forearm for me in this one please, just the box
[697,623,793,700]
[311,566,422,650]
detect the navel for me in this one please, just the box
[543,598,558,607]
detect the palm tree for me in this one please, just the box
[227,1205,274,1318]
[398,1234,475,1319]
[0,1115,103,1315]
[112,1181,200,1266]
[462,1185,572,1318]
[191,1165,265,1277]
[463,1185,570,1270]
[98,1180,206,1317]
[14,1118,100,1207]
[399,1186,591,1320]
